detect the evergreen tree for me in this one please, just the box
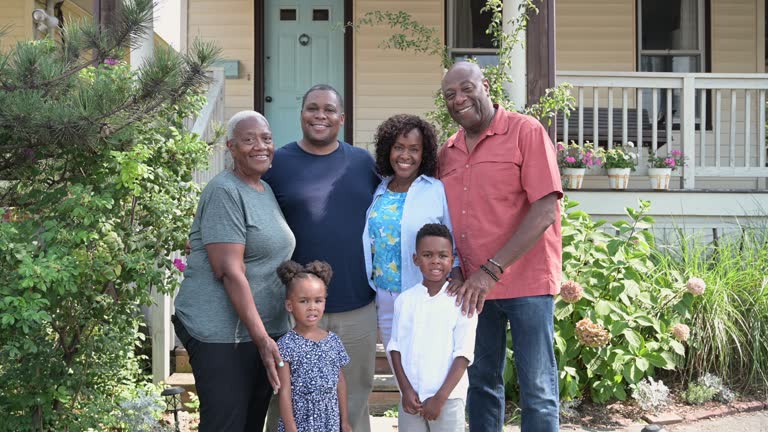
[0,1,220,429]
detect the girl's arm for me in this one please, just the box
[277,361,298,432]
[338,370,352,432]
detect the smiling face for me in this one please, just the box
[300,90,345,148]
[285,277,327,330]
[389,128,423,184]
[413,235,454,290]
[441,63,495,135]
[227,116,274,179]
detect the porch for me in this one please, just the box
[554,71,768,191]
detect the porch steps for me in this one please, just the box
[167,343,400,414]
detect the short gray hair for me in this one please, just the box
[227,111,269,141]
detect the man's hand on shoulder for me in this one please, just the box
[453,268,497,317]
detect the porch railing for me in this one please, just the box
[151,67,228,383]
[555,71,768,189]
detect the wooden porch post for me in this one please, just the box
[526,0,556,138]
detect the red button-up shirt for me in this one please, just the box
[438,106,563,300]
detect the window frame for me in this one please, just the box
[445,0,498,61]
[636,0,707,74]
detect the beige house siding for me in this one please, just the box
[555,0,636,72]
[711,0,760,73]
[0,0,33,51]
[187,0,254,121]
[353,0,444,150]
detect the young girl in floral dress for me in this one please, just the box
[276,260,351,432]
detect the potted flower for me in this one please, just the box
[647,149,685,190]
[600,142,638,190]
[556,141,602,190]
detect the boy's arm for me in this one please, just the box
[421,357,470,421]
[338,370,352,432]
[390,350,422,415]
[277,362,298,432]
[422,310,478,421]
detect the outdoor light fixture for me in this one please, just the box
[161,386,185,432]
[31,9,59,35]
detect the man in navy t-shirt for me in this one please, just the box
[262,84,379,432]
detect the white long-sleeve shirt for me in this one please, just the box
[387,282,478,402]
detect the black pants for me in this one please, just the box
[173,316,274,432]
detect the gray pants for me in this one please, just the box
[398,399,466,432]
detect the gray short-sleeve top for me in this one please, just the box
[174,170,296,342]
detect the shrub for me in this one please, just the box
[683,383,719,405]
[547,199,694,403]
[0,2,219,429]
[631,377,670,412]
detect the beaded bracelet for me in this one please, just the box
[479,264,500,282]
[487,258,504,274]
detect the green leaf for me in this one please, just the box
[622,363,643,384]
[635,357,650,372]
[622,329,643,350]
[595,300,612,316]
[670,340,686,356]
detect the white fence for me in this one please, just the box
[556,72,768,189]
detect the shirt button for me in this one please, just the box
[461,234,465,238]
[465,164,469,168]
[463,186,468,191]
[461,210,466,214]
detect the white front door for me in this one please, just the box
[264,0,345,146]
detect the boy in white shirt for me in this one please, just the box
[387,223,478,432]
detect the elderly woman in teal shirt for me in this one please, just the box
[362,114,461,350]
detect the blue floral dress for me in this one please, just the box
[277,330,350,432]
[367,190,407,292]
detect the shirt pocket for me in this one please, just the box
[473,153,523,200]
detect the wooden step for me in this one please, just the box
[375,343,393,375]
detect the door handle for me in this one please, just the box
[265,96,273,103]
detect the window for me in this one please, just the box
[312,9,329,21]
[638,0,707,125]
[280,9,297,21]
[446,0,498,66]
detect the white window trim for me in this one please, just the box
[446,0,498,59]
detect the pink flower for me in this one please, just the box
[557,142,566,151]
[104,57,119,66]
[671,323,690,342]
[686,277,706,295]
[595,159,602,166]
[671,149,682,156]
[560,280,583,303]
[173,258,186,272]
[664,158,676,167]
[565,156,577,163]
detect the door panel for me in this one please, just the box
[265,0,344,147]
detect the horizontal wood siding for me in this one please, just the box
[0,0,32,51]
[555,0,635,72]
[188,0,253,120]
[711,0,759,73]
[353,0,444,150]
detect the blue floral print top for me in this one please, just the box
[367,190,407,292]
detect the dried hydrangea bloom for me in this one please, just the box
[575,317,611,348]
[686,277,706,295]
[560,280,584,304]
[671,323,690,342]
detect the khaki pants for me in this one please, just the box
[265,300,377,432]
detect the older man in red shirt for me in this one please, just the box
[438,61,563,432]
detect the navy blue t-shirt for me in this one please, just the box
[263,141,379,313]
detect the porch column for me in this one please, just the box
[526,0,556,136]
[503,0,526,111]
[680,76,696,189]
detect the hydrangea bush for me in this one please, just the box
[545,199,697,403]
